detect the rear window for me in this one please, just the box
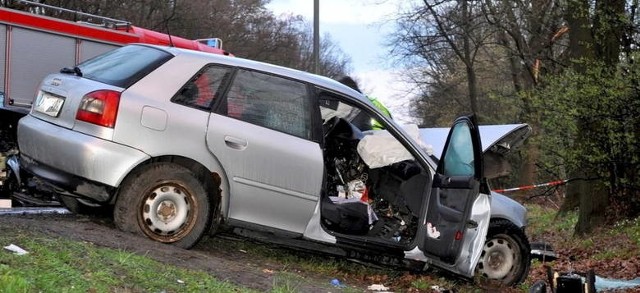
[77,45,173,88]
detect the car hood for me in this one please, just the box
[419,124,532,179]
[419,124,531,157]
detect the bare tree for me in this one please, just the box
[164,0,351,76]
[14,0,352,77]
[391,0,500,124]
[479,0,567,186]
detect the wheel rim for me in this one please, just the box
[477,234,521,282]
[139,182,197,243]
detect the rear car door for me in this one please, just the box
[420,115,489,274]
[205,68,324,234]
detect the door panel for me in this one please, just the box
[206,69,323,234]
[421,116,486,265]
[206,115,323,233]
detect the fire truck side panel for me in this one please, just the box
[1,24,6,98]
[1,6,229,110]
[1,25,122,108]
[78,41,120,63]
[9,27,76,107]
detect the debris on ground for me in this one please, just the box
[0,207,69,215]
[367,283,391,291]
[595,276,640,291]
[330,278,346,288]
[4,243,28,255]
[0,199,11,208]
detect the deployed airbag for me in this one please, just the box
[357,124,432,169]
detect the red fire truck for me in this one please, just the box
[0,1,231,203]
[1,0,231,111]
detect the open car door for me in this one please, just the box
[420,115,489,275]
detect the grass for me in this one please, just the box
[202,236,400,291]
[205,235,395,279]
[526,204,578,237]
[271,272,304,293]
[2,203,638,293]
[616,216,640,246]
[0,271,29,292]
[523,200,640,293]
[235,240,478,292]
[0,230,250,293]
[526,203,640,261]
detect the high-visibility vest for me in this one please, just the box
[368,96,392,130]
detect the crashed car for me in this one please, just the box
[17,44,531,285]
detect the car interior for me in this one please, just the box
[318,94,431,247]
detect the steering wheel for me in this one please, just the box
[323,116,342,138]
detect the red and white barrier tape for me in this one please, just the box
[492,179,569,193]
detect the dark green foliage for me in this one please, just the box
[529,60,640,221]
[390,0,639,231]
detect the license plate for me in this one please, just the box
[34,91,65,117]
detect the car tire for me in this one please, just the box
[58,195,110,215]
[476,219,531,286]
[114,163,211,249]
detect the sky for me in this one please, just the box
[265,0,416,124]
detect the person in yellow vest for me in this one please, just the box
[337,76,392,130]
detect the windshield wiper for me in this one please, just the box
[60,66,83,77]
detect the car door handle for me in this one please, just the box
[224,136,248,150]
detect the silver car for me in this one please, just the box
[17,44,530,285]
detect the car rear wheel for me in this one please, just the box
[114,163,211,249]
[476,220,531,286]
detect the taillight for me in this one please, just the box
[75,90,121,128]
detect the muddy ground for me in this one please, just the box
[0,212,370,292]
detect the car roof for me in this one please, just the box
[139,44,372,105]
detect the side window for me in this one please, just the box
[172,65,230,110]
[319,96,370,131]
[224,69,311,139]
[442,122,475,177]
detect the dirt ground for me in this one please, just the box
[0,212,359,292]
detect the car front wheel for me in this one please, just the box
[476,220,531,286]
[114,163,211,249]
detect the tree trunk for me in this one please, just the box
[574,176,608,235]
[462,0,479,115]
[594,0,625,67]
[566,0,595,64]
[561,0,593,218]
[563,0,625,234]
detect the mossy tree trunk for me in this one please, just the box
[563,0,625,235]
